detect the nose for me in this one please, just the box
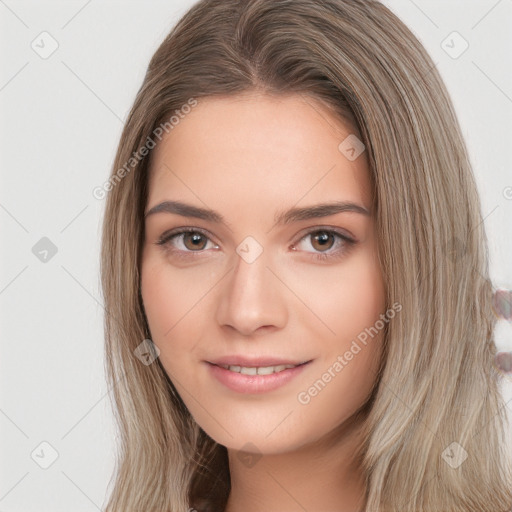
[215,247,288,336]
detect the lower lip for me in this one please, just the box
[206,361,312,394]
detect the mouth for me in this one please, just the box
[206,355,312,367]
[212,361,310,375]
[205,359,313,394]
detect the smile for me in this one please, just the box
[206,361,312,394]
[218,364,299,375]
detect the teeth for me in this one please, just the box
[220,364,297,375]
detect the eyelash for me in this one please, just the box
[155,226,356,262]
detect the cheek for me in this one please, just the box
[291,341,383,451]
[140,254,227,385]
[279,249,386,344]
[140,254,218,340]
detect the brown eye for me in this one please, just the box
[310,231,336,252]
[156,227,219,257]
[292,227,356,262]
[182,232,208,251]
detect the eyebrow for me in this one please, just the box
[144,200,371,225]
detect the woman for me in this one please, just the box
[100,0,512,510]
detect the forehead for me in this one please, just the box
[146,93,371,217]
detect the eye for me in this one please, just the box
[155,227,219,255]
[292,228,356,261]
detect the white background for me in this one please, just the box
[1,1,511,510]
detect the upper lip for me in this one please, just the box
[206,356,312,367]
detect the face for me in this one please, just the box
[140,92,386,455]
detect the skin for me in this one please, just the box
[140,92,386,512]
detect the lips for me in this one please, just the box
[206,359,312,393]
[207,356,311,367]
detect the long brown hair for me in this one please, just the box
[100,1,512,510]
